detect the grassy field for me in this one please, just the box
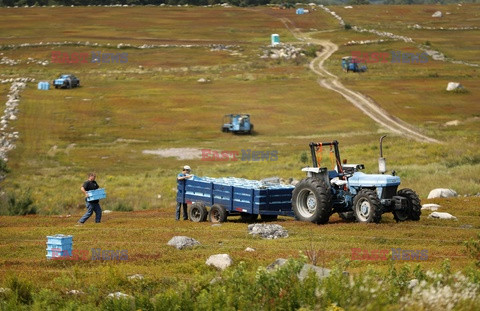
[0,4,479,310]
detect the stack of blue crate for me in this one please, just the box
[46,234,73,260]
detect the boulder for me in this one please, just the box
[248,223,288,239]
[167,236,200,250]
[428,212,457,220]
[446,82,463,91]
[432,11,442,18]
[421,204,440,211]
[298,264,331,281]
[427,188,457,199]
[206,254,233,270]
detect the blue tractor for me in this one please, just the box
[292,138,421,224]
[342,56,367,73]
[221,114,253,134]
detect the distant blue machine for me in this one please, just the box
[177,176,294,223]
[53,74,80,89]
[221,114,253,134]
[341,56,367,73]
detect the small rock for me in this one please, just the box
[66,289,84,295]
[421,204,440,211]
[107,292,131,299]
[266,258,288,271]
[432,11,442,18]
[428,212,457,220]
[446,82,463,91]
[298,264,331,281]
[167,236,200,250]
[427,188,457,199]
[127,274,144,280]
[245,247,255,252]
[103,210,112,214]
[206,254,233,270]
[211,223,222,227]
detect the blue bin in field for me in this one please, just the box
[37,81,50,90]
[87,188,106,201]
[271,34,280,46]
[46,234,72,260]
[296,8,304,15]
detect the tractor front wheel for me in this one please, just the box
[292,178,332,224]
[208,204,227,223]
[353,189,382,223]
[397,188,421,221]
[188,203,207,222]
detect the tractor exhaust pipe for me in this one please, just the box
[378,135,387,174]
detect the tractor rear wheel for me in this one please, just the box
[188,203,207,222]
[292,178,332,224]
[240,213,258,222]
[397,188,421,221]
[353,189,382,223]
[208,204,227,223]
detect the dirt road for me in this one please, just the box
[281,18,439,144]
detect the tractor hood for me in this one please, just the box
[348,172,400,187]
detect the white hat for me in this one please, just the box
[183,165,191,170]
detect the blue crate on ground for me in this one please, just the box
[46,234,73,260]
[87,188,106,201]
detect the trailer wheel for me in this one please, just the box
[208,204,227,223]
[353,189,382,223]
[188,203,207,222]
[397,188,421,221]
[260,214,278,222]
[240,213,258,223]
[292,178,332,224]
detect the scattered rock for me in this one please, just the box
[266,258,288,271]
[197,78,210,83]
[428,212,457,220]
[245,247,255,252]
[66,289,84,295]
[298,264,331,281]
[248,223,288,239]
[107,292,131,299]
[446,82,464,91]
[421,204,440,211]
[127,274,144,280]
[432,11,442,18]
[427,188,457,199]
[103,210,112,214]
[167,236,200,250]
[206,254,233,270]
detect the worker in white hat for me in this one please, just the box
[176,165,193,220]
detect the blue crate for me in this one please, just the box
[87,188,106,201]
[46,234,73,260]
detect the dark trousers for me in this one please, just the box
[176,202,188,220]
[78,201,102,223]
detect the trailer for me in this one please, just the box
[177,176,294,223]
